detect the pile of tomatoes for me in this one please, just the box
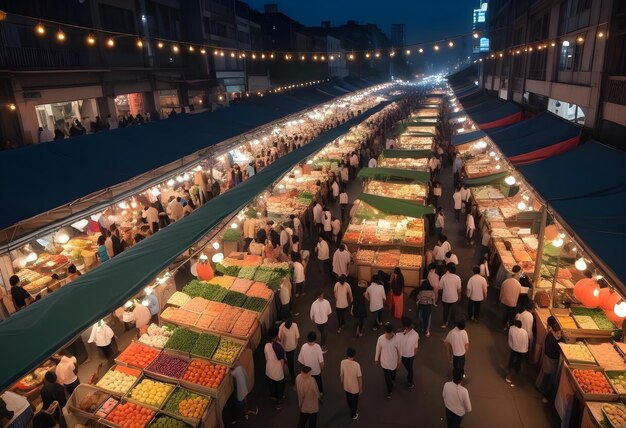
[572,368,614,394]
[106,402,155,428]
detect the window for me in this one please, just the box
[529,50,548,79]
[98,4,136,33]
[559,40,574,70]
[548,98,586,124]
[576,0,591,13]
[573,42,584,71]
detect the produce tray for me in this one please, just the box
[613,341,626,360]
[179,359,230,398]
[144,352,191,383]
[114,341,161,370]
[605,371,626,398]
[209,337,247,368]
[551,308,614,340]
[67,384,111,421]
[124,375,177,412]
[148,414,194,428]
[558,342,598,366]
[601,402,626,428]
[99,400,157,428]
[585,341,626,370]
[566,364,619,402]
[94,365,142,397]
[160,387,213,427]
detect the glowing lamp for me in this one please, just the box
[151,187,160,197]
[599,288,622,311]
[141,299,150,307]
[575,257,587,271]
[230,223,238,229]
[489,151,496,157]
[504,176,516,186]
[124,300,133,308]
[517,202,527,210]
[25,252,38,263]
[551,238,564,248]
[167,179,175,186]
[212,242,220,250]
[605,307,625,323]
[476,141,487,149]
[211,252,224,264]
[614,301,626,318]
[57,233,70,244]
[144,287,153,295]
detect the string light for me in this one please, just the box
[230,51,235,57]
[56,29,65,41]
[448,41,454,47]
[252,53,256,59]
[172,45,179,53]
[188,45,194,52]
[136,39,143,48]
[390,51,396,57]
[348,53,355,60]
[35,22,45,35]
[86,34,96,45]
[261,53,265,59]
[157,41,164,48]
[106,37,115,47]
[300,54,305,60]
[577,35,584,43]
[200,48,206,54]
[597,31,604,38]
[433,45,440,51]
[405,49,411,55]
[365,53,370,58]
[320,55,325,60]
[473,32,479,39]
[270,53,275,59]
[418,48,424,53]
[8,103,16,111]
[375,52,380,58]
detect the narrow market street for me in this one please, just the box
[229,149,561,427]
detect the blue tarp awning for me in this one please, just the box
[0,79,369,231]
[452,130,488,146]
[486,112,580,162]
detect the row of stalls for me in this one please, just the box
[0,80,390,317]
[0,84,412,428]
[447,69,626,428]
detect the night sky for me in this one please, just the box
[246,0,477,70]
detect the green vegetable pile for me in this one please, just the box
[253,269,274,283]
[182,281,228,302]
[242,297,267,312]
[202,284,228,302]
[222,291,248,307]
[222,228,242,242]
[191,333,220,359]
[149,415,191,428]
[182,280,210,298]
[215,264,241,277]
[237,266,258,280]
[570,307,616,330]
[165,328,200,353]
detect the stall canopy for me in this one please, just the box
[358,167,430,183]
[486,112,580,165]
[464,171,509,187]
[457,96,522,130]
[382,149,431,159]
[452,130,488,146]
[0,78,376,233]
[358,193,435,217]
[0,101,392,391]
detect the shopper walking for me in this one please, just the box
[398,317,419,388]
[334,275,353,333]
[516,301,535,348]
[353,280,368,337]
[310,291,332,352]
[417,279,437,337]
[375,323,401,398]
[445,319,469,374]
[292,253,306,297]
[440,264,462,328]
[505,319,529,387]
[500,270,522,329]
[298,332,325,398]
[332,244,352,279]
[466,266,488,322]
[389,267,405,320]
[340,347,363,420]
[452,186,463,222]
[365,275,386,330]
[315,236,331,286]
[536,322,562,403]
[442,369,472,428]
[339,187,349,224]
[296,366,320,428]
[434,207,445,237]
[279,318,300,384]
[264,328,286,410]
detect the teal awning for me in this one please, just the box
[0,101,392,391]
[357,167,430,183]
[464,171,508,187]
[382,149,431,159]
[358,193,434,218]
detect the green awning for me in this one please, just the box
[382,149,431,159]
[464,171,509,187]
[358,193,435,217]
[0,100,393,391]
[358,167,430,183]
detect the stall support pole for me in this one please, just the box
[550,250,562,309]
[531,205,548,297]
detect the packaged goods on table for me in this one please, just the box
[601,403,626,426]
[95,397,118,418]
[571,307,616,331]
[209,306,243,334]
[570,368,616,398]
[12,359,56,392]
[149,415,192,428]
[245,282,274,300]
[606,371,626,395]
[374,250,401,268]
[355,249,376,264]
[587,343,626,370]
[399,252,422,269]
[396,135,433,150]
[207,276,236,289]
[379,158,429,172]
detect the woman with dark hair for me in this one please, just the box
[416,279,437,337]
[389,267,405,320]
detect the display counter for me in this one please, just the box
[396,134,434,150]
[362,180,427,205]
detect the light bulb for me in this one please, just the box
[151,187,160,197]
[136,39,143,48]
[118,202,128,209]
[476,141,487,149]
[25,252,38,262]
[87,34,96,45]
[614,301,626,318]
[56,29,66,41]
[167,179,175,186]
[35,23,46,35]
[495,164,501,170]
[176,175,184,183]
[141,299,150,307]
[106,38,115,47]
[552,238,564,248]
[575,257,587,271]
[172,45,179,53]
[212,242,220,250]
[212,252,224,263]
[489,151,496,157]
[504,176,516,185]
[57,233,70,244]
[124,300,133,308]
[230,223,238,229]
[199,254,208,262]
[183,173,190,181]
[517,202,526,210]
[144,287,153,295]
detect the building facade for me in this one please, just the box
[482,0,626,147]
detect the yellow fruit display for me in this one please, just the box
[212,339,241,364]
[129,378,174,408]
[557,315,578,329]
[559,342,596,364]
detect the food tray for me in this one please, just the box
[209,337,247,368]
[605,370,626,398]
[551,308,614,340]
[100,400,156,428]
[566,364,619,402]
[179,358,230,398]
[144,352,191,383]
[558,342,598,366]
[67,384,111,420]
[148,414,194,428]
[601,402,626,428]
[94,365,142,397]
[124,375,176,411]
[160,387,212,427]
[585,341,626,370]
[114,341,161,369]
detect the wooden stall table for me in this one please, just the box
[581,401,611,428]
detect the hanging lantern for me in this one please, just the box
[604,307,625,324]
[196,254,214,281]
[599,288,622,312]
[574,278,600,308]
[544,225,559,241]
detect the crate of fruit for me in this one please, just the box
[566,365,618,401]
[160,386,213,427]
[95,365,142,397]
[601,402,626,428]
[570,307,617,338]
[180,358,230,397]
[164,328,201,356]
[558,342,597,366]
[124,375,176,411]
[210,337,246,367]
[115,341,161,370]
[148,414,194,428]
[145,352,191,383]
[101,400,156,428]
[605,371,626,398]
[585,341,626,370]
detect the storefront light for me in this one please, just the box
[476,141,487,149]
[575,257,587,271]
[615,301,626,318]
[552,238,564,248]
[118,202,128,209]
[141,299,150,306]
[194,165,202,171]
[176,175,184,183]
[25,252,38,263]
[504,175,516,185]
[212,252,224,263]
[124,300,133,308]
[495,156,500,161]
[167,179,175,186]
[57,233,70,244]
[183,173,190,181]
[489,151,496,157]
[230,223,238,229]
[212,242,220,250]
[495,164,501,170]
[517,201,526,210]
[144,287,153,295]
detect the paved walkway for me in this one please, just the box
[222,160,561,427]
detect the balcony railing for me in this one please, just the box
[606,76,626,106]
[0,46,87,69]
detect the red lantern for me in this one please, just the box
[574,278,600,308]
[600,289,622,312]
[544,225,559,241]
[603,308,625,324]
[196,256,214,281]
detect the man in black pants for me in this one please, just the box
[398,317,419,388]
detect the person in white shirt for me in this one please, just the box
[166,196,183,222]
[264,328,286,408]
[340,347,362,420]
[365,276,386,329]
[445,319,469,374]
[322,208,332,239]
[331,180,340,201]
[440,264,462,328]
[292,253,306,296]
[427,263,440,296]
[310,291,332,350]
[375,323,401,398]
[142,205,160,233]
[316,236,331,286]
[506,320,529,386]
[279,318,300,383]
[340,164,349,184]
[479,255,490,279]
[313,202,323,234]
[334,275,353,333]
[434,207,445,236]
[444,251,459,265]
[55,354,79,396]
[331,216,341,244]
[398,317,419,388]
[332,244,352,277]
[459,183,471,204]
[298,331,325,396]
[433,236,452,264]
[368,156,378,168]
[516,301,535,345]
[442,369,472,427]
[339,188,349,223]
[466,212,476,245]
[279,276,292,320]
[466,266,488,322]
[452,186,463,222]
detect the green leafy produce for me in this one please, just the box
[203,284,228,302]
[237,266,258,280]
[162,388,211,420]
[182,280,210,299]
[242,297,267,312]
[165,328,200,353]
[571,307,616,330]
[149,415,191,428]
[244,208,258,218]
[266,275,284,291]
[222,291,248,307]
[215,264,241,277]
[222,228,242,242]
[191,333,220,359]
[253,270,274,283]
